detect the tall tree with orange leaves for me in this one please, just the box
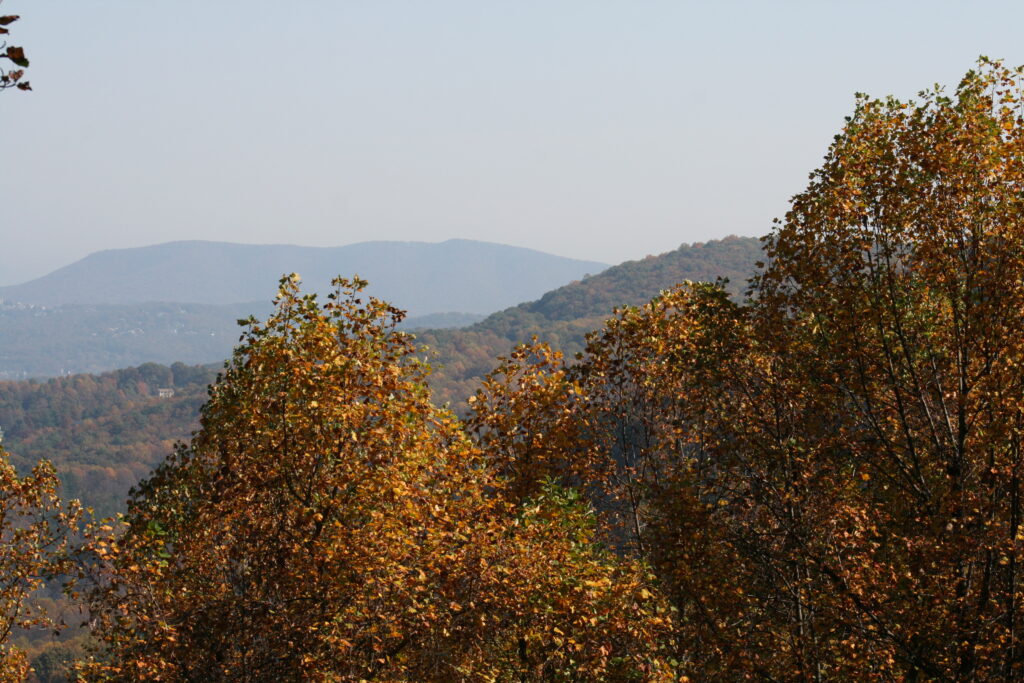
[469,59,1024,679]
[752,57,1024,678]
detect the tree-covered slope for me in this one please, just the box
[0,363,217,516]
[419,235,762,407]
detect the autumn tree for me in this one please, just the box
[751,57,1024,678]
[81,276,674,681]
[0,3,30,92]
[469,59,1024,679]
[469,285,785,677]
[0,446,81,681]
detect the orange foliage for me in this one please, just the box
[468,59,1024,679]
[0,447,80,681]
[80,277,673,681]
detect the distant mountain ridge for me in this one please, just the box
[0,236,760,381]
[0,239,608,315]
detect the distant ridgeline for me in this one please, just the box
[0,239,606,379]
[0,236,762,515]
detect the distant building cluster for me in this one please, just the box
[0,299,46,311]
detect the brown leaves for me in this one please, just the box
[4,45,25,66]
[465,60,1024,674]
[0,12,29,91]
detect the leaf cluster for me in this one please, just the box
[0,8,29,92]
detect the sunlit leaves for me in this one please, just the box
[467,59,1024,679]
[61,54,1024,681]
[80,276,673,681]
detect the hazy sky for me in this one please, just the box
[4,1,1024,286]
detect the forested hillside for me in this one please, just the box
[0,363,216,516]
[421,235,761,407]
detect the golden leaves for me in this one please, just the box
[0,447,82,674]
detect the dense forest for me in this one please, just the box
[2,61,1024,680]
[0,363,216,517]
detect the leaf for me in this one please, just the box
[5,46,28,68]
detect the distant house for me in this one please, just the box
[157,388,175,399]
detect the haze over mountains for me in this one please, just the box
[0,236,763,381]
[421,235,763,407]
[0,238,606,378]
[0,239,607,314]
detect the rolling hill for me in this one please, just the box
[420,235,763,407]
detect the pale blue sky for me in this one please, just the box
[3,1,1024,285]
